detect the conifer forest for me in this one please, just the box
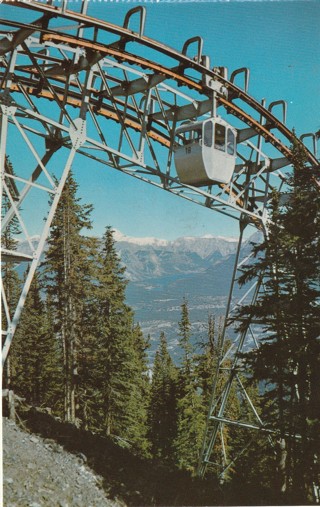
[2,141,320,506]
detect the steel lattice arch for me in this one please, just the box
[1,0,318,479]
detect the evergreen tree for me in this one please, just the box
[122,323,151,456]
[43,171,97,423]
[174,299,206,474]
[87,227,150,455]
[234,139,320,503]
[196,314,222,406]
[87,225,133,435]
[1,157,21,390]
[149,331,178,462]
[197,315,241,479]
[178,298,193,387]
[41,294,65,414]
[10,272,63,409]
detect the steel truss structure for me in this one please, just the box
[1,0,318,478]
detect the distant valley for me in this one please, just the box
[114,231,258,360]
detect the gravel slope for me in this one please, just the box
[3,417,124,507]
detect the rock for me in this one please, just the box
[76,452,87,463]
[51,442,63,453]
[44,438,56,445]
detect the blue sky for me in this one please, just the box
[78,0,320,240]
[5,0,320,240]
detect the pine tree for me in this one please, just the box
[174,299,206,474]
[197,314,241,479]
[1,157,21,390]
[1,251,21,391]
[234,138,320,503]
[87,227,151,455]
[43,171,97,423]
[10,272,63,409]
[178,298,193,387]
[196,314,221,406]
[149,331,178,462]
[281,139,320,502]
[41,294,65,414]
[87,225,132,435]
[122,323,151,456]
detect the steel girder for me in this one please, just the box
[0,0,318,478]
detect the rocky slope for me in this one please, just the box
[3,417,122,507]
[2,408,223,506]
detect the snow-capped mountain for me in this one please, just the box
[115,231,239,282]
[113,229,170,248]
[114,229,237,251]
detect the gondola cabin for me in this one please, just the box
[174,117,237,186]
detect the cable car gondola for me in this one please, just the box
[174,117,237,187]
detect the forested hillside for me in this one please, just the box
[3,172,232,473]
[3,137,320,505]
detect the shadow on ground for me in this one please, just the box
[14,406,225,506]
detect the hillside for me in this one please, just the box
[3,407,224,507]
[3,417,121,507]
